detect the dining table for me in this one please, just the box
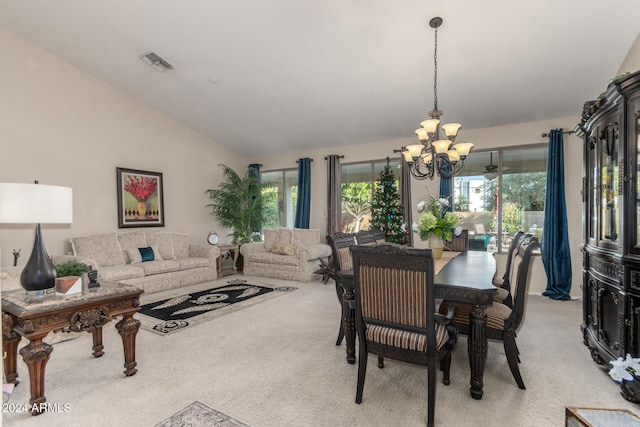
[336,250,497,400]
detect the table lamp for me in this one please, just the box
[0,181,73,295]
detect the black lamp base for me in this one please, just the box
[20,224,57,294]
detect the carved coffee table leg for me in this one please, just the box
[19,336,53,415]
[343,285,356,364]
[3,313,20,385]
[116,312,140,376]
[92,326,104,358]
[468,305,488,400]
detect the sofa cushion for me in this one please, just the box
[272,244,296,255]
[71,232,125,267]
[99,264,145,281]
[292,228,320,248]
[176,257,211,270]
[147,232,175,260]
[248,252,300,266]
[171,233,191,258]
[117,231,148,263]
[263,228,279,252]
[277,228,293,246]
[140,260,181,276]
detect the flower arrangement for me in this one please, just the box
[609,354,640,382]
[124,176,157,202]
[416,195,460,242]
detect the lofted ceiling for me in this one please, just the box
[1,1,639,156]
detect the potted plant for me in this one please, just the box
[416,195,460,259]
[205,164,272,268]
[55,260,91,278]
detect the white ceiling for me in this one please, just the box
[1,1,639,156]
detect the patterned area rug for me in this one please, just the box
[155,401,249,427]
[138,278,297,335]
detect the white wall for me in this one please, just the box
[617,32,640,75]
[0,27,242,268]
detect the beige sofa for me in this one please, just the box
[53,231,220,294]
[240,228,331,283]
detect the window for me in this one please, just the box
[453,144,547,253]
[341,158,401,232]
[261,169,298,228]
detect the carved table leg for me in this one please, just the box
[92,326,104,358]
[3,313,20,386]
[468,305,488,400]
[116,312,140,376]
[343,285,356,364]
[19,336,53,415]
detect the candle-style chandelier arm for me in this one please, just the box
[398,16,474,180]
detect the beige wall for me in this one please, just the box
[0,27,242,268]
[617,32,640,75]
[0,25,591,298]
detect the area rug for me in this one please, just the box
[155,401,250,427]
[138,278,297,335]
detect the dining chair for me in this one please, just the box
[351,244,457,427]
[444,229,469,252]
[327,232,357,345]
[355,229,386,245]
[439,234,540,390]
[492,231,525,307]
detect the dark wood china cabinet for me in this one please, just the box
[579,70,640,368]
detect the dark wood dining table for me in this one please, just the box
[336,250,497,400]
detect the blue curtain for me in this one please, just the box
[439,158,453,212]
[294,158,312,229]
[541,129,572,301]
[248,164,261,233]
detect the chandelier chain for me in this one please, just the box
[433,25,438,112]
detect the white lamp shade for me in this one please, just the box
[0,183,73,224]
[442,123,461,139]
[420,119,440,134]
[415,128,429,141]
[406,144,424,159]
[454,142,474,157]
[421,152,433,164]
[402,150,413,162]
[447,150,460,163]
[432,140,451,154]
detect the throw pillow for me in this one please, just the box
[126,246,163,264]
[263,228,279,252]
[272,244,296,256]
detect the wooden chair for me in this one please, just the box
[355,229,386,245]
[439,234,540,390]
[351,244,457,427]
[444,229,469,253]
[326,232,358,345]
[492,231,525,307]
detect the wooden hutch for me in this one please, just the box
[579,70,640,368]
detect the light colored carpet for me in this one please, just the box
[3,274,640,427]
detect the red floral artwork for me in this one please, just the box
[124,176,157,202]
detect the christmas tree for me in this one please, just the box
[370,158,408,244]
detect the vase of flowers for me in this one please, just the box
[609,354,640,403]
[416,195,460,259]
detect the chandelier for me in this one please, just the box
[402,17,473,180]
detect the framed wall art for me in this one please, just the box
[117,167,165,228]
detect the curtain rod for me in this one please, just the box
[541,129,577,138]
[323,155,345,160]
[296,158,314,163]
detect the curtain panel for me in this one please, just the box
[541,129,572,300]
[294,158,312,229]
[326,155,342,235]
[400,157,413,247]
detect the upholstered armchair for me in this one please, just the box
[351,244,457,427]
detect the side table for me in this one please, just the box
[216,243,239,276]
[2,283,143,415]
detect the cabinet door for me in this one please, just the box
[587,133,598,244]
[598,119,622,249]
[632,105,640,253]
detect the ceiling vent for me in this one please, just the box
[140,51,174,72]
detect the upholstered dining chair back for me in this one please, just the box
[444,229,469,253]
[505,234,540,333]
[492,231,525,306]
[327,233,357,273]
[351,244,454,427]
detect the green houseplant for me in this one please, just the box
[205,164,271,245]
[55,260,91,277]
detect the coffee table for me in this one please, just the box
[2,283,143,415]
